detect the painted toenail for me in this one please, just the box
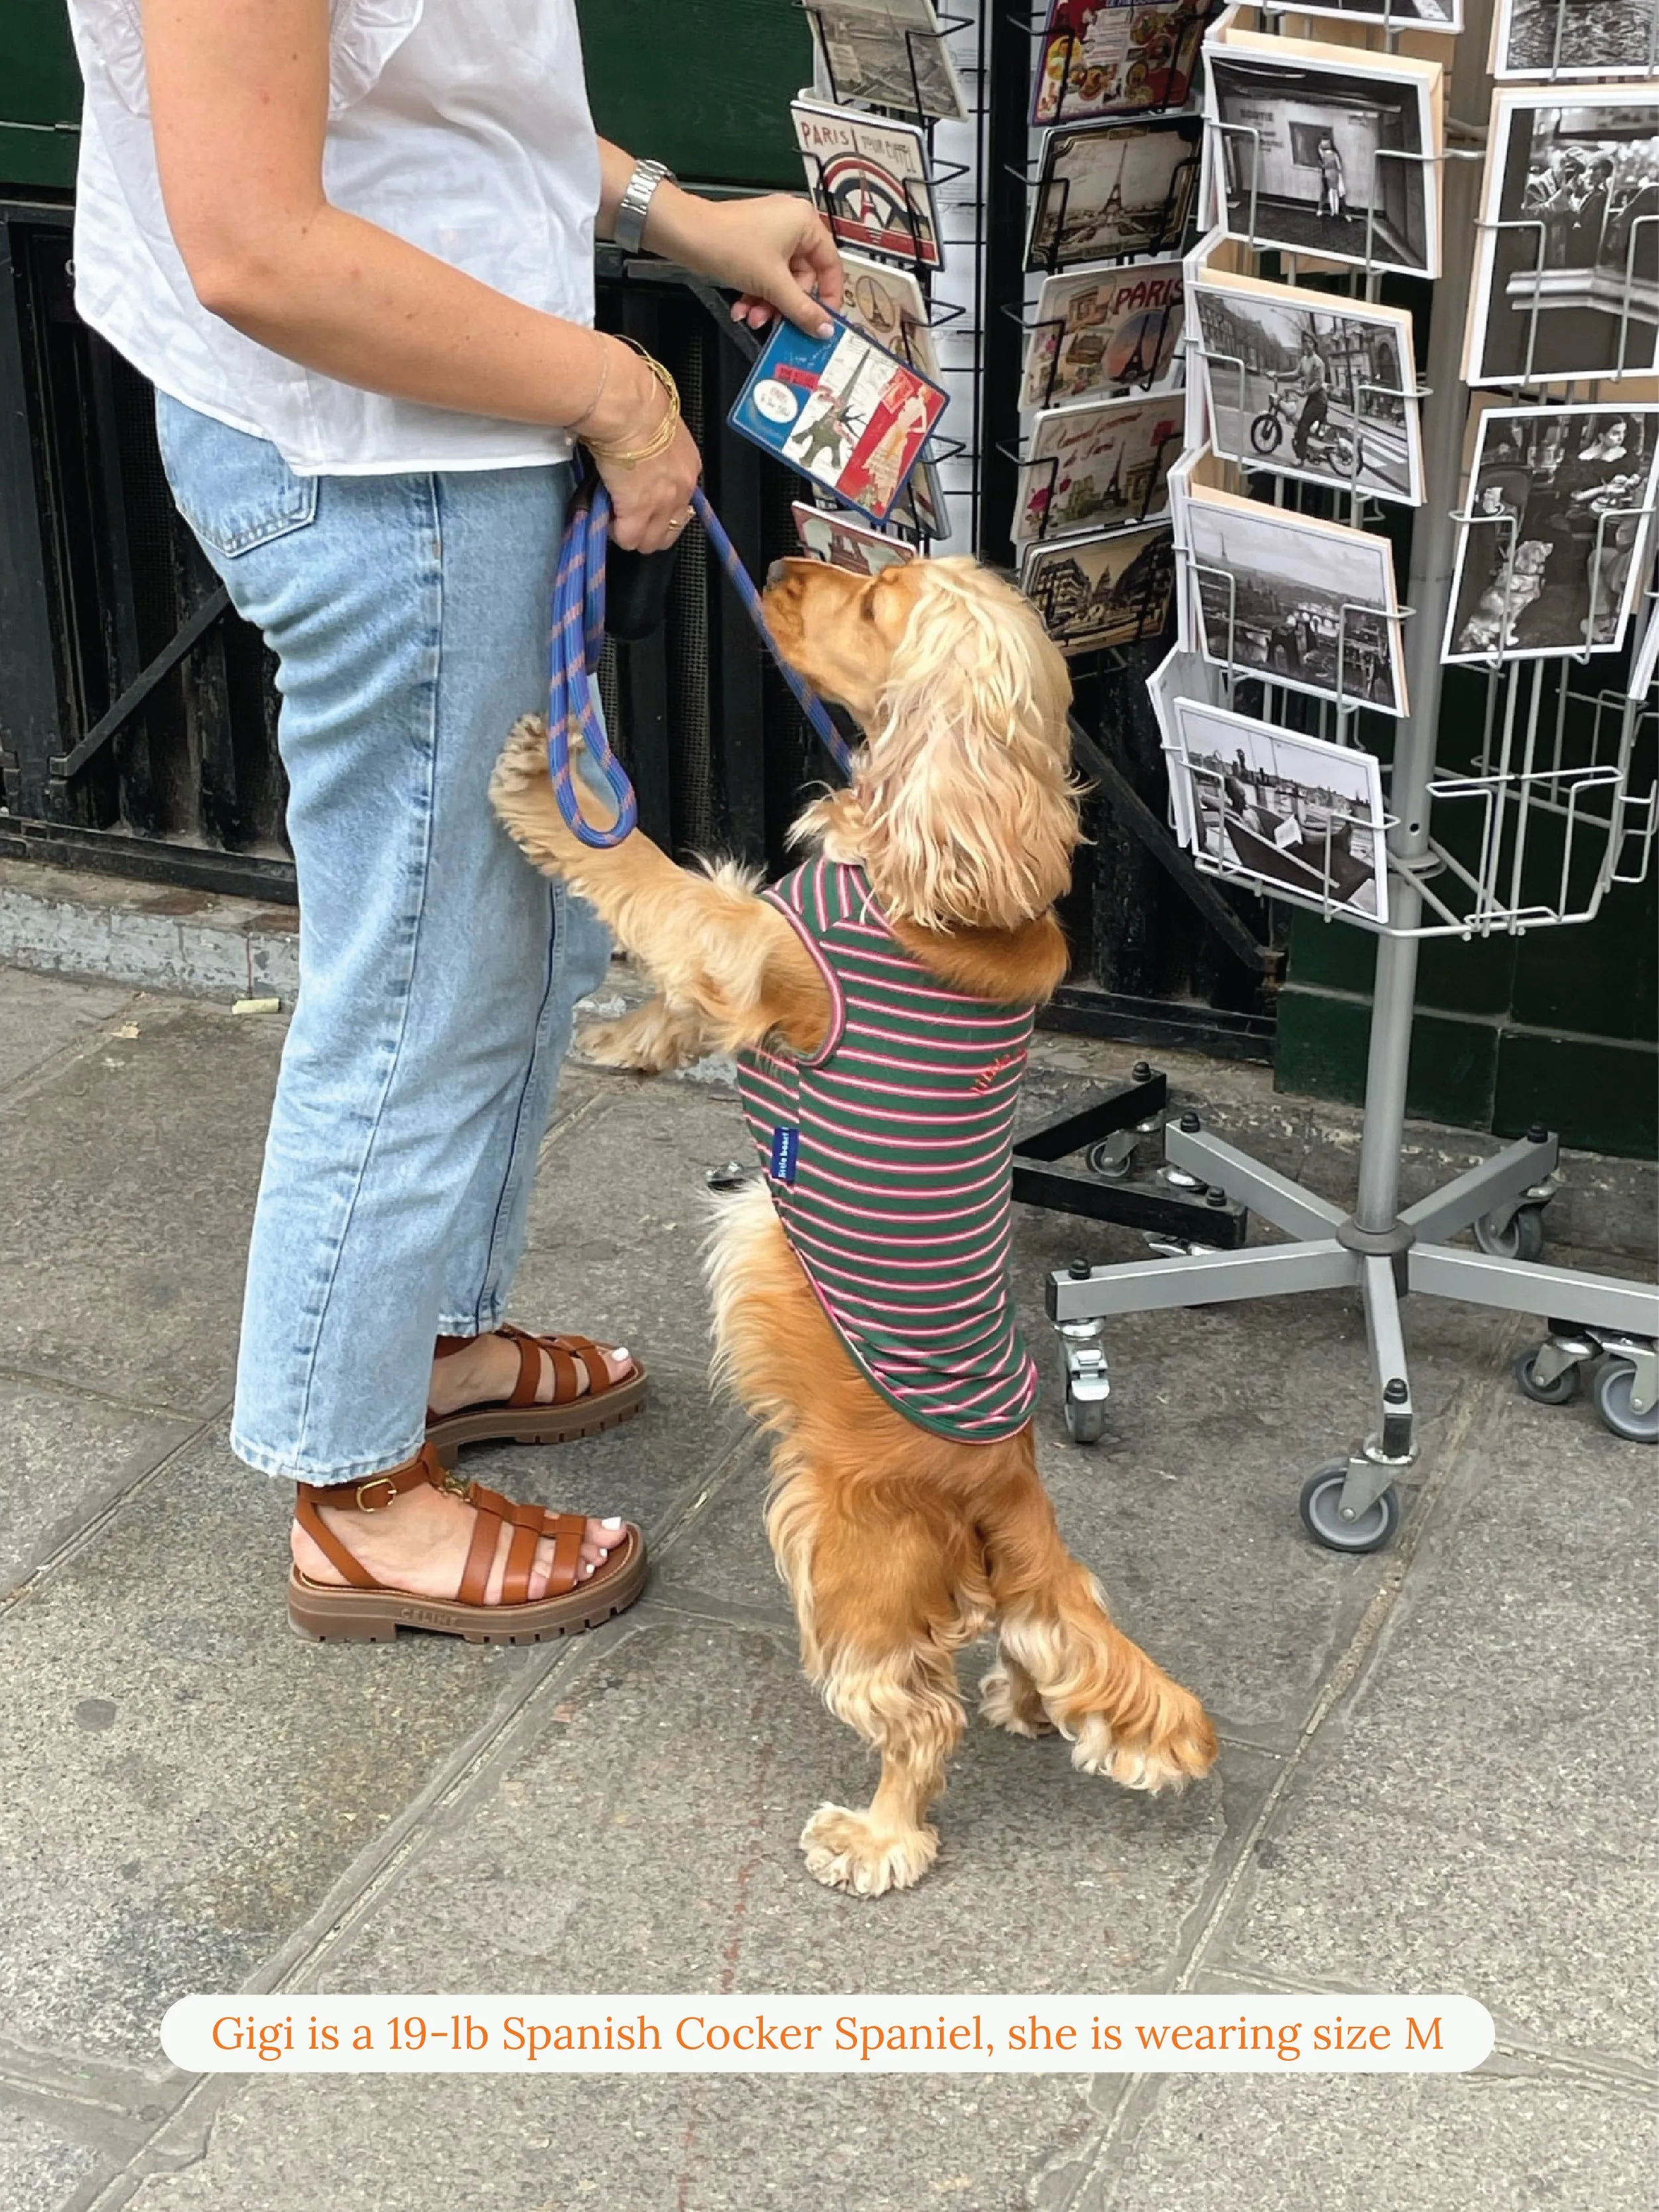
[612,1346,630,1361]
[602,1516,623,1531]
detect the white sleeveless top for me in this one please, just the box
[66,0,600,474]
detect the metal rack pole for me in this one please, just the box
[1352,0,1494,1234]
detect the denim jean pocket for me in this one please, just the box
[155,393,318,559]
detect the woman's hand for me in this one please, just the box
[580,338,701,553]
[646,190,844,339]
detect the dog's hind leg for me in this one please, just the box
[976,1444,1217,1793]
[769,1468,983,1898]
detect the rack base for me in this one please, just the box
[1045,1119,1659,1547]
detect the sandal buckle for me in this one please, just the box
[355,1476,399,1511]
[440,1470,475,1501]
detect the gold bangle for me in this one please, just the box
[582,346,681,466]
[565,333,613,433]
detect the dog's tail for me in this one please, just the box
[976,1446,1217,1793]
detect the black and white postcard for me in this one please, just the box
[792,100,943,269]
[1491,0,1658,80]
[1204,32,1443,278]
[1168,698,1391,921]
[1021,259,1186,409]
[1290,0,1460,23]
[1181,486,1408,713]
[1467,88,1659,387]
[805,0,968,123]
[1145,644,1220,846]
[1191,271,1424,504]
[1444,405,1659,662]
[1026,116,1203,271]
[1020,524,1176,654]
[1016,393,1186,543]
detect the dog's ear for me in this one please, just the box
[855,559,1081,933]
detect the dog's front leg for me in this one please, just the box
[491,718,829,1058]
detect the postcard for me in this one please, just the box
[1190,267,1424,505]
[728,312,949,524]
[791,100,943,269]
[805,0,968,121]
[1168,697,1390,920]
[1491,0,1658,80]
[1020,523,1177,653]
[1032,1,1216,127]
[1465,86,1659,387]
[791,500,917,575]
[1015,393,1186,543]
[1203,30,1444,279]
[838,251,943,383]
[1021,259,1187,409]
[1026,115,1203,270]
[1179,483,1408,713]
[1443,403,1659,661]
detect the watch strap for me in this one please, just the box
[614,159,673,256]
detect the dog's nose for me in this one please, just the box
[765,559,790,588]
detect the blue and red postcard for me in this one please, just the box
[728,312,948,526]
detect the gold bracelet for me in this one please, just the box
[582,344,682,466]
[565,333,613,433]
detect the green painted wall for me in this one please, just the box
[3,3,811,193]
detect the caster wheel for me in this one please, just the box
[1298,1462,1401,1553]
[1591,1359,1659,1444]
[1513,1348,1579,1407]
[1085,1139,1134,1181]
[1065,1393,1107,1444]
[1474,1204,1546,1262]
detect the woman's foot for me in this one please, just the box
[290,1476,622,1604]
[427,1329,632,1418]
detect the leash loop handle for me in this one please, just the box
[546,480,854,850]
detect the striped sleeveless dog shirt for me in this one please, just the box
[735,855,1039,1444]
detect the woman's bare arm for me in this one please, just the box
[139,0,838,547]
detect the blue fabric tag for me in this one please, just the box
[769,1126,799,1185]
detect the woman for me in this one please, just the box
[66,0,842,1639]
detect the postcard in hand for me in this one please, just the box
[793,101,942,269]
[1169,697,1390,922]
[805,0,968,121]
[730,314,949,525]
[1203,33,1443,278]
[838,251,943,383]
[1491,0,1657,80]
[1190,271,1424,505]
[792,501,917,576]
[1020,523,1176,654]
[1032,1,1215,126]
[1027,116,1203,269]
[1016,394,1185,543]
[1022,259,1187,408]
[1443,404,1659,662]
[1465,87,1659,386]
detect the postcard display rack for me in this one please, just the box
[1047,0,1659,1547]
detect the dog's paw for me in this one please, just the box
[1070,1686,1218,1794]
[492,715,551,799]
[799,1803,938,1897]
[579,997,706,1073]
[978,1662,1055,1739]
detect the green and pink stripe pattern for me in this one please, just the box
[736,856,1039,1444]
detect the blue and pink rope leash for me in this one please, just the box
[546,480,854,849]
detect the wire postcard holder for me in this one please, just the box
[801,3,975,125]
[1044,0,1659,1543]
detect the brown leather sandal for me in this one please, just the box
[425,1324,648,1464]
[287,1442,647,1645]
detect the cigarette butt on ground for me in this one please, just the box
[233,997,281,1015]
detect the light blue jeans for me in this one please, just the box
[155,395,611,1486]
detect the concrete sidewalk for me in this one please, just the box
[0,963,1653,2212]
